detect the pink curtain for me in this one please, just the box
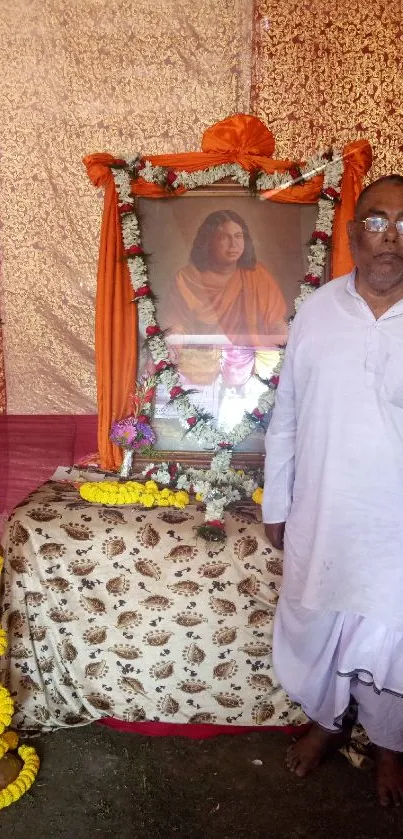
[0,311,5,415]
[0,416,97,535]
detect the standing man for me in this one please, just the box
[263,175,403,806]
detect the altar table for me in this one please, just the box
[0,469,306,733]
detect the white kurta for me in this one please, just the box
[263,273,403,742]
[263,272,403,632]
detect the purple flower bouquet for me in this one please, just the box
[110,418,156,450]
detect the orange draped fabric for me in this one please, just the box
[83,153,137,470]
[84,114,372,470]
[168,263,287,341]
[331,141,374,278]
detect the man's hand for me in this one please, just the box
[264,522,285,550]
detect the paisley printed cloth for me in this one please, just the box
[0,470,307,733]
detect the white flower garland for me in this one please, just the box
[142,461,260,523]
[111,151,343,497]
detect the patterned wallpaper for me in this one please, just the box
[0,0,252,413]
[252,1,403,178]
[1,0,402,414]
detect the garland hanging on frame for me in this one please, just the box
[84,117,373,480]
[96,150,344,538]
[111,150,343,473]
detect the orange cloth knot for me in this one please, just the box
[83,152,118,188]
[341,140,373,178]
[202,113,275,170]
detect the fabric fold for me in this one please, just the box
[83,154,137,470]
[331,140,373,278]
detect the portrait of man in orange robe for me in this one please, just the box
[166,209,287,345]
[164,209,288,386]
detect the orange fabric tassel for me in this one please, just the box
[83,153,137,470]
[331,140,373,278]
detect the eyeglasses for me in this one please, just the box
[358,216,403,235]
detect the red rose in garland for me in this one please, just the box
[304,273,321,287]
[170,386,184,399]
[126,245,144,256]
[119,203,134,215]
[154,360,174,374]
[135,285,151,298]
[165,169,177,187]
[312,230,330,243]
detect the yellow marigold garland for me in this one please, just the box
[252,487,264,505]
[0,554,40,809]
[0,685,13,733]
[0,628,7,657]
[79,480,190,509]
[0,555,7,655]
[0,745,40,808]
[0,557,6,656]
[0,730,19,759]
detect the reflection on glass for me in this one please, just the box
[166,210,287,345]
[140,210,287,443]
[137,193,319,452]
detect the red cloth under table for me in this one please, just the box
[0,414,98,526]
[99,718,304,738]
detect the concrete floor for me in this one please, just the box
[1,726,403,838]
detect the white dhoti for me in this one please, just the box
[273,596,403,751]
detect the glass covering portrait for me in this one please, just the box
[138,188,320,453]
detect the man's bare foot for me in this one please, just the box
[286,723,346,778]
[375,746,403,807]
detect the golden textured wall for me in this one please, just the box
[252,1,403,177]
[2,0,402,414]
[0,0,252,413]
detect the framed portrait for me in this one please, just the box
[136,184,327,457]
[86,113,368,473]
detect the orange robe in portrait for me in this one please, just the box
[165,263,287,384]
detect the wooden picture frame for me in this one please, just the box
[135,184,323,466]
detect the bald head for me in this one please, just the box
[355,175,403,220]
